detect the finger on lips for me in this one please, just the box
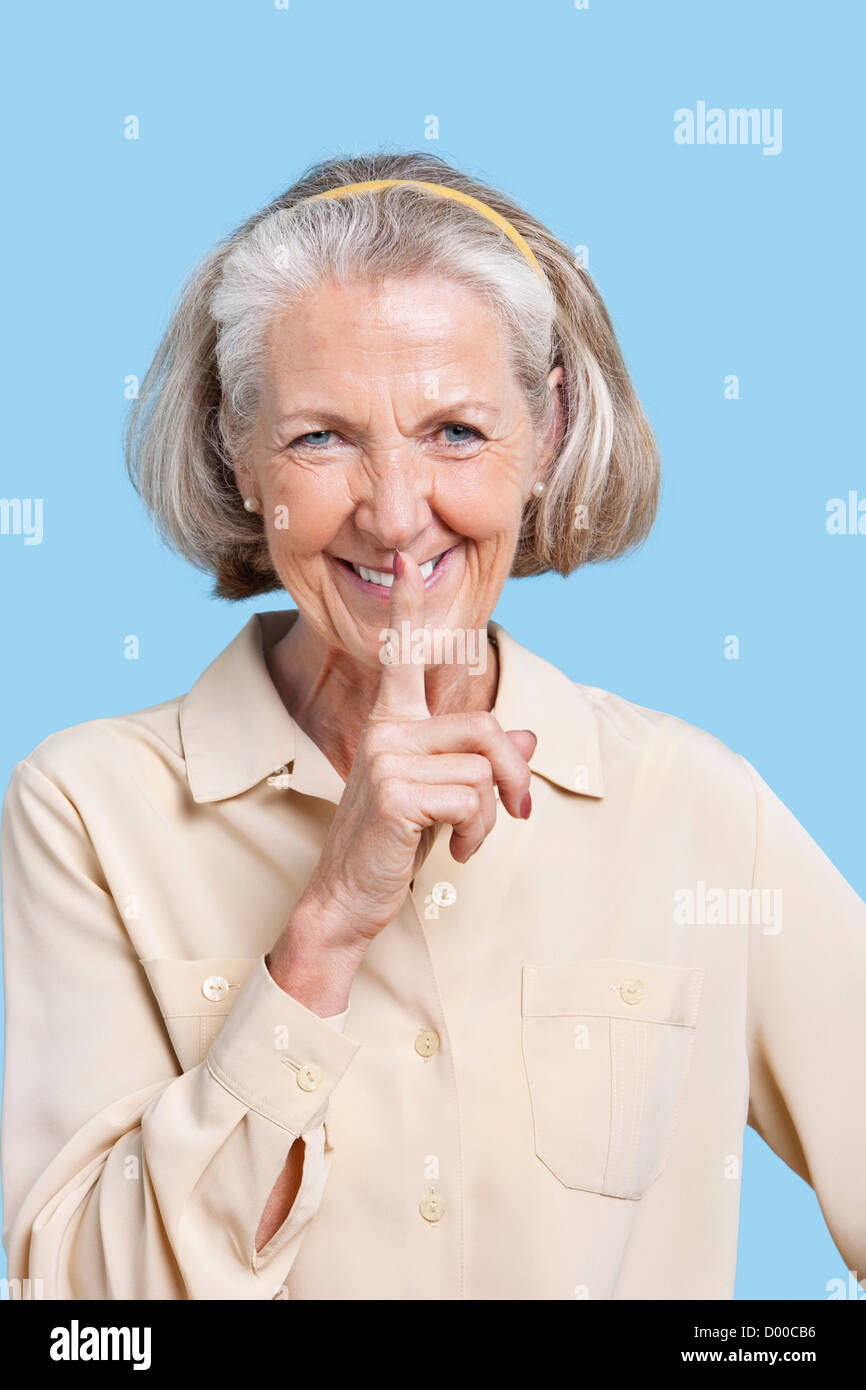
[370,546,533,821]
[370,548,430,721]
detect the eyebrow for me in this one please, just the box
[274,398,500,435]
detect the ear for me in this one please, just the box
[532,366,567,484]
[233,465,256,503]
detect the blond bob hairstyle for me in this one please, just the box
[125,150,660,600]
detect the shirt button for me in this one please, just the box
[419,1190,446,1222]
[297,1063,323,1091]
[414,1028,440,1059]
[431,881,457,908]
[202,974,229,1002]
[620,977,645,1005]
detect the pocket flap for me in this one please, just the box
[522,958,703,1028]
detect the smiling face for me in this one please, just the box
[237,274,562,669]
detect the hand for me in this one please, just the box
[298,548,537,951]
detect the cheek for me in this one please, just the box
[432,450,528,539]
[264,467,354,555]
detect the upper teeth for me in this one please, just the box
[351,553,444,586]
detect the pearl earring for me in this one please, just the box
[531,481,546,497]
[243,497,261,514]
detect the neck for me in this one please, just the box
[265,614,500,783]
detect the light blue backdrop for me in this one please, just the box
[1,0,862,1299]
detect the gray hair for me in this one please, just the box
[124,150,660,599]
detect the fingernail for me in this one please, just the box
[520,792,532,819]
[393,549,403,580]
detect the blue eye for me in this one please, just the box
[288,424,484,451]
[441,424,483,447]
[294,430,336,448]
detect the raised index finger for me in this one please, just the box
[371,549,430,721]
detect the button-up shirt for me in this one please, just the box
[2,608,865,1299]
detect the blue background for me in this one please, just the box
[1,0,863,1299]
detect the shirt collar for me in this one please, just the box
[179,609,604,806]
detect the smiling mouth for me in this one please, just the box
[335,550,449,589]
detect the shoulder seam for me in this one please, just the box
[17,694,186,768]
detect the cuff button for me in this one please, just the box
[297,1063,323,1091]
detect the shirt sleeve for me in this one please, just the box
[0,757,360,1300]
[741,756,866,1273]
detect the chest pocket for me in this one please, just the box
[521,958,703,1200]
[140,958,258,1072]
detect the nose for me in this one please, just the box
[352,460,433,555]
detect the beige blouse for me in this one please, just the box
[1,608,865,1300]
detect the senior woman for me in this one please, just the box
[2,153,865,1302]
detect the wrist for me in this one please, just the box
[267,891,369,1017]
[297,876,378,953]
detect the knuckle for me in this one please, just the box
[368,749,397,781]
[469,709,498,741]
[467,754,493,786]
[373,775,402,817]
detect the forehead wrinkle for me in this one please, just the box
[266,285,507,375]
[270,356,513,435]
[269,333,499,377]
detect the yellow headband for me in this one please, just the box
[304,179,545,283]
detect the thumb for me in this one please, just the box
[505,729,538,763]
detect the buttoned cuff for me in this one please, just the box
[206,954,359,1136]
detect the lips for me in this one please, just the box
[332,546,456,596]
[346,553,445,588]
